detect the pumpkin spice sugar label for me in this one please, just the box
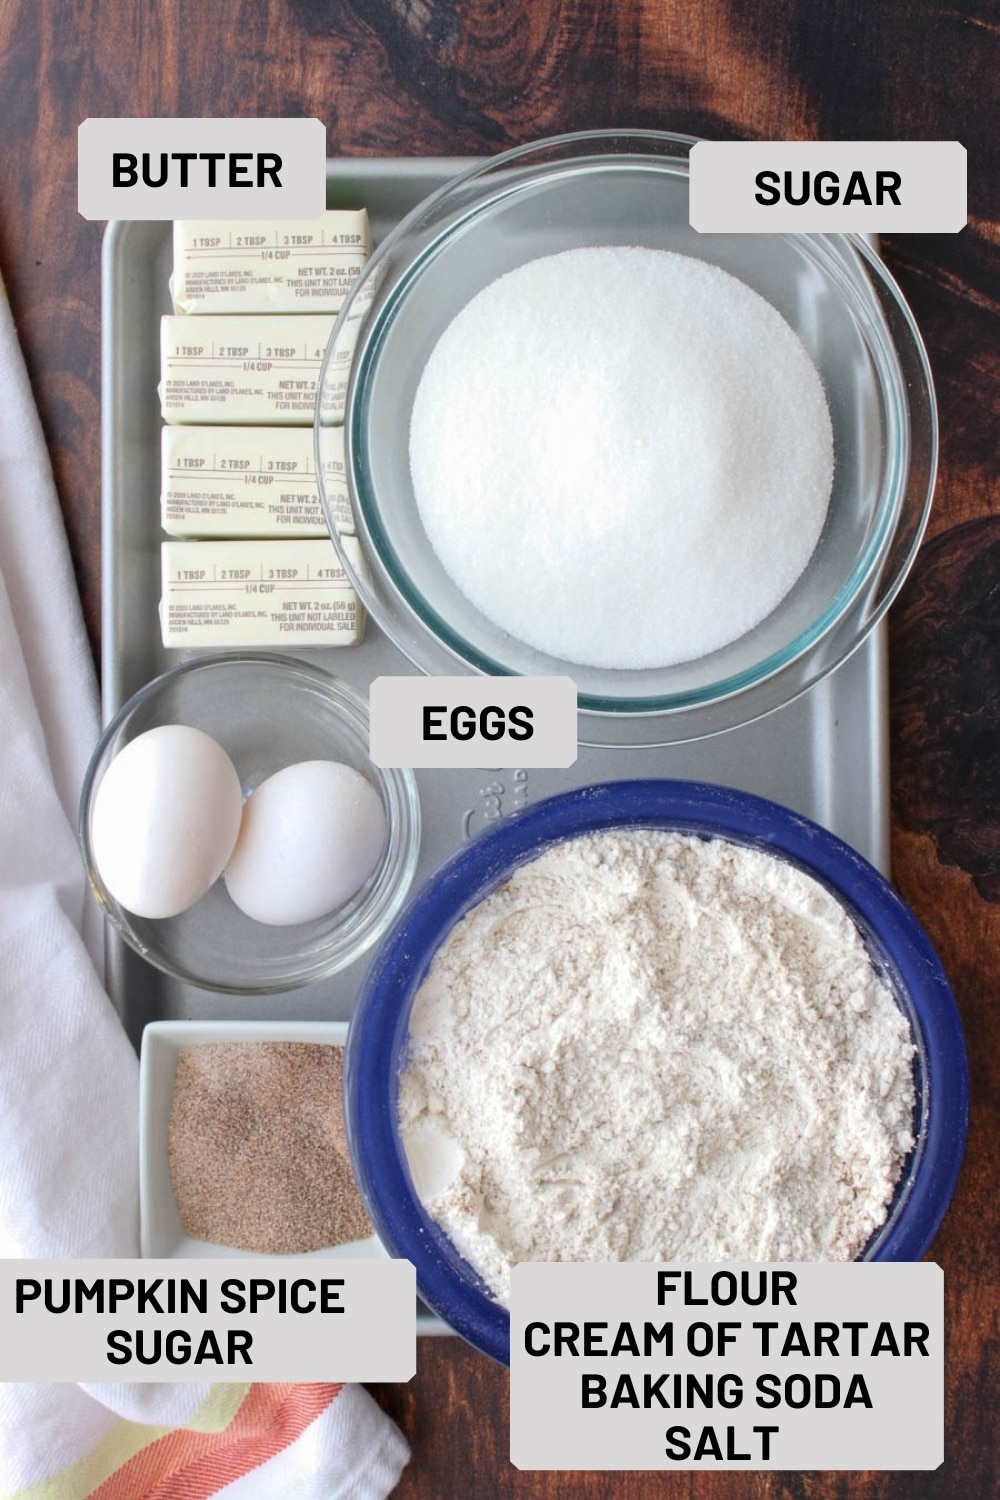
[0,1258,415,1382]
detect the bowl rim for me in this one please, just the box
[344,779,969,1366]
[317,128,938,746]
[79,650,421,994]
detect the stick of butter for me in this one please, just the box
[160,537,366,649]
[160,315,334,425]
[171,211,371,314]
[161,426,352,539]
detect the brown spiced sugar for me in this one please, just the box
[168,1041,372,1254]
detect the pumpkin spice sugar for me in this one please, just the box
[168,1041,371,1254]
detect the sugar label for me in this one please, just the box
[689,141,966,233]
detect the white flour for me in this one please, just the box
[398,830,916,1304]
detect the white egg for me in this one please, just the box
[90,725,244,919]
[224,760,387,926]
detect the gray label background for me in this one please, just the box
[78,118,326,220]
[370,675,578,768]
[0,1258,415,1382]
[689,141,966,233]
[510,1263,942,1470]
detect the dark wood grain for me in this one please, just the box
[0,0,996,1495]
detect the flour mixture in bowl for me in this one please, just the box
[398,829,916,1304]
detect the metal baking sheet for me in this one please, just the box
[102,156,890,1330]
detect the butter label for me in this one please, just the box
[172,211,371,314]
[161,426,352,538]
[160,315,335,425]
[78,118,326,220]
[160,537,366,648]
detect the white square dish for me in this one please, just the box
[139,1018,385,1260]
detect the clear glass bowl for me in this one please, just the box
[345,781,969,1366]
[80,653,421,994]
[316,130,937,747]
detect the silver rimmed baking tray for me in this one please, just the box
[101,157,890,1330]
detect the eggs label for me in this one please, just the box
[369,676,578,769]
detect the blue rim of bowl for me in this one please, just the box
[320,130,937,725]
[345,779,969,1367]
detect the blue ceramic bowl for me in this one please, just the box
[344,781,968,1366]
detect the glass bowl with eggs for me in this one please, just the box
[79,653,420,993]
[316,129,937,746]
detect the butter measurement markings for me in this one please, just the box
[168,462,319,481]
[169,562,347,589]
[168,337,324,366]
[169,357,319,368]
[186,231,368,252]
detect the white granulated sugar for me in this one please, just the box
[409,247,834,669]
[398,831,916,1304]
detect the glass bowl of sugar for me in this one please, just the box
[316,130,936,746]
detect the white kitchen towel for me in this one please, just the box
[0,275,408,1496]
[0,278,137,1264]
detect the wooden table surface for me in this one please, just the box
[1,0,996,1494]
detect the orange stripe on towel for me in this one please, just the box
[87,1384,343,1500]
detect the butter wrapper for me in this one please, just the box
[159,315,334,425]
[161,425,352,538]
[160,536,366,649]
[171,211,371,315]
